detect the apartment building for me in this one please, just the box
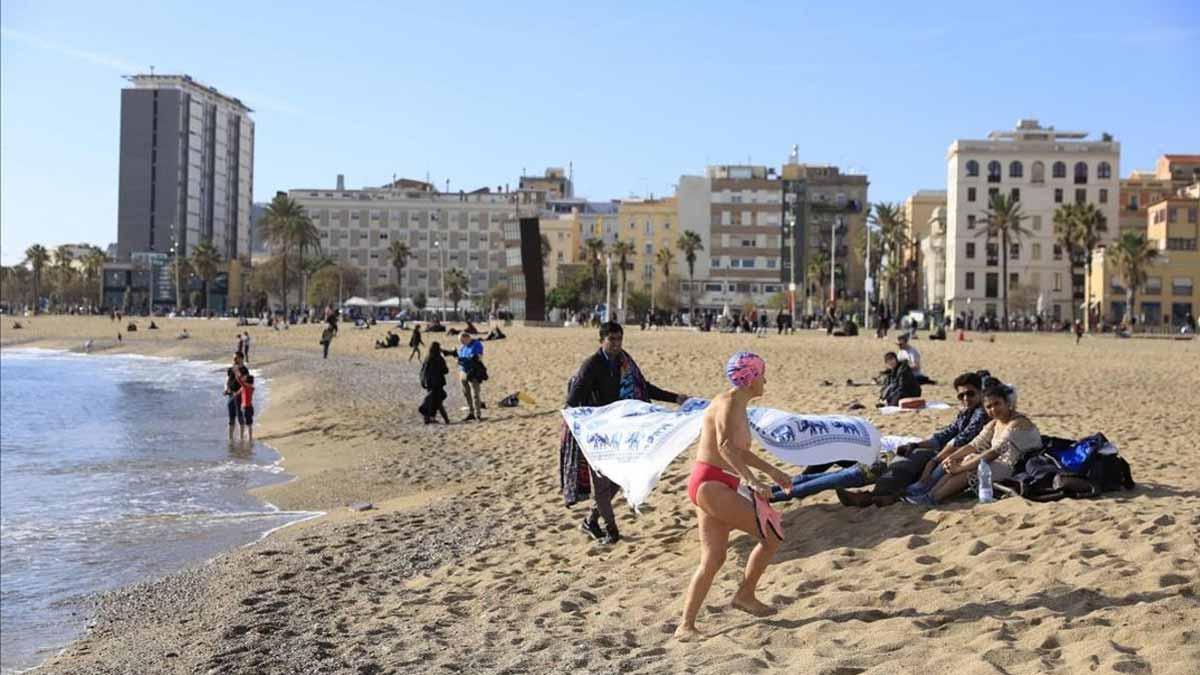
[920,205,949,312]
[945,119,1120,322]
[900,190,947,311]
[614,197,678,294]
[290,178,520,310]
[1091,194,1198,326]
[1118,155,1200,235]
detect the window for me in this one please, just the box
[967,214,977,229]
[966,242,976,259]
[1011,188,1021,202]
[1055,188,1063,203]
[741,258,756,268]
[1145,277,1162,295]
[1172,277,1194,296]
[1099,188,1108,204]
[966,160,980,177]
[1010,243,1020,260]
[1167,238,1198,251]
[1129,195,1139,210]
[712,257,721,268]
[968,187,977,202]
[1054,272,1063,291]
[988,187,999,199]
[730,259,740,268]
[1169,208,1178,223]
[1075,188,1087,205]
[1097,162,1112,179]
[1053,244,1063,261]
[1032,215,1042,230]
[1009,161,1023,178]
[1189,208,1198,223]
[965,271,976,290]
[986,242,999,266]
[767,259,777,269]
[987,161,1002,183]
[1032,243,1042,260]
[1053,161,1067,178]
[985,272,999,298]
[1010,272,1020,290]
[1032,161,1045,183]
[644,243,652,254]
[1074,161,1088,184]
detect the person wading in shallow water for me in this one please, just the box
[565,321,689,545]
[674,351,789,641]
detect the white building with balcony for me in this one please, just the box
[945,119,1120,323]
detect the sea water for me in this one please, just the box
[0,349,314,674]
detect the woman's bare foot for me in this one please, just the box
[672,624,703,642]
[731,595,776,617]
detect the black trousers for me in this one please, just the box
[872,449,936,496]
[587,468,618,532]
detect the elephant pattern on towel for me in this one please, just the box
[797,419,830,435]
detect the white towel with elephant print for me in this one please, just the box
[562,398,881,510]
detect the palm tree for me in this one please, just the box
[976,192,1032,325]
[1108,231,1159,329]
[258,193,313,315]
[868,203,909,315]
[189,241,220,310]
[610,238,636,320]
[676,230,704,319]
[1053,203,1105,329]
[581,238,606,299]
[654,247,675,305]
[81,246,109,308]
[540,233,552,269]
[23,244,50,313]
[445,268,469,314]
[1052,203,1083,320]
[806,251,829,308]
[387,241,412,300]
[52,245,76,306]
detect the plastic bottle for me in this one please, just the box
[977,459,994,503]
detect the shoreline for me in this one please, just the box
[3,316,1198,674]
[0,343,323,675]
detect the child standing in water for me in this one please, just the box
[234,367,256,443]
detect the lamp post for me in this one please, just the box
[604,253,613,322]
[864,219,872,330]
[786,214,798,318]
[434,239,447,320]
[169,223,182,312]
[830,216,839,305]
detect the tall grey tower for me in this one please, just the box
[116,74,254,264]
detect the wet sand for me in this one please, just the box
[3,315,1198,674]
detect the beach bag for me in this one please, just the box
[1051,433,1109,473]
[467,358,489,383]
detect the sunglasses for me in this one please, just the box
[956,390,979,401]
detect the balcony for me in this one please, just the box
[809,199,863,213]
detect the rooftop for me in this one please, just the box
[124,74,252,112]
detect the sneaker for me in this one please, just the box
[462,414,477,422]
[836,488,873,508]
[580,517,603,542]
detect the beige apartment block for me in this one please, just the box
[615,197,679,294]
[1118,155,1200,235]
[901,189,947,311]
[945,119,1120,323]
[290,178,521,311]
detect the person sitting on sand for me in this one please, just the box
[878,351,921,407]
[485,326,506,341]
[464,321,479,334]
[11,321,22,329]
[675,352,790,641]
[177,329,190,340]
[895,334,932,384]
[148,320,159,330]
[565,321,689,545]
[375,330,399,349]
[427,319,446,333]
[837,372,988,507]
[905,384,1039,505]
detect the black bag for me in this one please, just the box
[467,358,489,383]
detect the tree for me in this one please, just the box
[445,268,468,313]
[540,233,552,269]
[1108,231,1159,328]
[581,238,606,299]
[387,241,412,300]
[487,284,510,312]
[81,246,109,308]
[676,230,704,318]
[23,244,50,313]
[1052,203,1083,320]
[976,192,1033,325]
[307,261,362,308]
[868,202,910,315]
[1074,203,1105,331]
[626,288,651,319]
[258,193,315,315]
[610,238,635,320]
[412,290,428,311]
[806,251,829,307]
[51,245,76,307]
[189,241,220,310]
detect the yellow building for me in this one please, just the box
[615,197,679,295]
[1118,154,1200,235]
[539,212,581,289]
[900,190,947,309]
[1092,195,1198,327]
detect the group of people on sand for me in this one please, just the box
[560,320,1043,640]
[223,351,256,443]
[418,331,488,425]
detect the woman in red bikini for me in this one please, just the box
[674,351,791,641]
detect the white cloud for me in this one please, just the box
[0,26,142,72]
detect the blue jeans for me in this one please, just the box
[770,465,869,503]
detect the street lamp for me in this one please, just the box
[604,253,613,322]
[786,214,798,319]
[169,223,182,312]
[433,238,447,320]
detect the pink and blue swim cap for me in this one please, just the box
[726,351,765,388]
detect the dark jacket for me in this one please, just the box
[880,362,921,406]
[565,350,679,408]
[420,356,448,391]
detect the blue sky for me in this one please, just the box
[2,0,1198,264]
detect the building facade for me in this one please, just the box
[920,205,948,313]
[116,75,254,268]
[945,119,1120,323]
[1091,195,1199,327]
[901,190,947,312]
[291,178,520,311]
[1118,155,1200,235]
[615,197,678,296]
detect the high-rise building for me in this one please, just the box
[780,163,869,314]
[116,74,254,271]
[292,177,519,312]
[945,119,1119,323]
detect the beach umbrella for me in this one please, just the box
[343,296,373,307]
[377,297,401,308]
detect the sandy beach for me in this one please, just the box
[3,315,1198,674]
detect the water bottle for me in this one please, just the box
[977,459,994,503]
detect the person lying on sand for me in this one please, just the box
[837,372,988,507]
[905,384,1039,505]
[675,352,789,642]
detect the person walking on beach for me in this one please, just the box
[418,341,451,424]
[564,321,689,545]
[444,332,486,422]
[409,324,424,361]
[242,332,252,362]
[1074,320,1084,345]
[233,366,256,443]
[675,352,789,641]
[320,323,336,359]
[224,353,246,440]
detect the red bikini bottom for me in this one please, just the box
[687,460,740,506]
